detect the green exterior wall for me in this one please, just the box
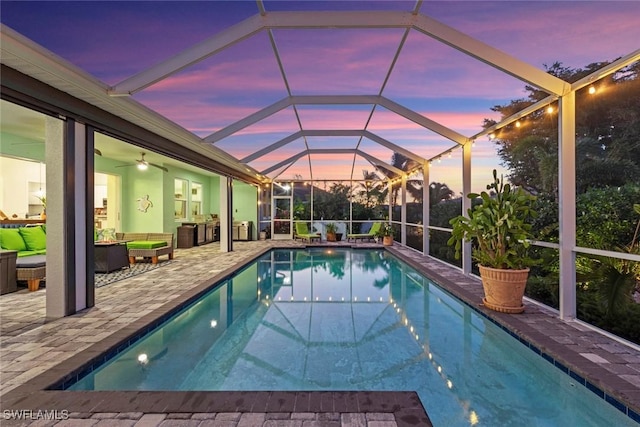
[232,180,258,239]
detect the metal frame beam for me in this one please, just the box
[205,97,292,143]
[240,129,427,165]
[241,131,303,163]
[412,14,569,96]
[378,98,468,145]
[110,14,264,95]
[206,95,466,149]
[260,148,404,176]
[111,10,570,98]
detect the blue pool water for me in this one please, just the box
[70,248,636,426]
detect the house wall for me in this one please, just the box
[2,131,237,238]
[232,180,258,239]
[0,132,46,218]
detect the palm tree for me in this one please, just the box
[376,153,421,207]
[429,182,455,207]
[357,169,384,209]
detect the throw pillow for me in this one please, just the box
[96,228,116,241]
[0,228,27,251]
[19,226,47,251]
[102,228,116,241]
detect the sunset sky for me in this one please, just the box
[2,1,639,193]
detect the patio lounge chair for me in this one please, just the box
[294,222,321,243]
[347,222,382,242]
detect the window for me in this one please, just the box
[174,178,188,220]
[191,182,202,217]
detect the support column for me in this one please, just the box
[422,163,429,255]
[71,122,89,312]
[310,183,315,231]
[219,176,233,252]
[349,179,353,235]
[462,141,472,275]
[46,119,90,318]
[401,175,407,245]
[558,93,577,320]
[388,179,393,222]
[85,126,95,308]
[45,117,67,319]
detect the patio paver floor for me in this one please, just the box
[1,240,639,426]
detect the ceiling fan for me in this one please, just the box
[115,152,168,172]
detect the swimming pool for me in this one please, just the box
[69,248,636,426]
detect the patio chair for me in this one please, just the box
[347,222,382,242]
[294,222,321,243]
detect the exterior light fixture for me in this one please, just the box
[515,120,521,128]
[471,140,476,147]
[588,85,596,95]
[489,133,496,140]
[547,106,554,114]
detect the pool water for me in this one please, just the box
[70,248,636,426]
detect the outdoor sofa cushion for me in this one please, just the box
[295,222,320,240]
[15,254,46,268]
[0,228,27,251]
[0,226,47,255]
[126,240,168,250]
[17,250,46,257]
[19,226,47,251]
[347,222,382,240]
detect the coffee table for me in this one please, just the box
[94,240,130,273]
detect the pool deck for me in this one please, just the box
[1,240,640,426]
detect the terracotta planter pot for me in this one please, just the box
[327,232,337,242]
[383,235,393,246]
[478,265,529,314]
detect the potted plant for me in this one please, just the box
[325,222,338,242]
[447,170,538,313]
[37,195,46,220]
[376,222,394,246]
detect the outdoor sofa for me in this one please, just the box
[115,232,174,264]
[0,226,47,291]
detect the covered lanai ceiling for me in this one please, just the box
[2,1,639,184]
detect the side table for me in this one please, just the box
[94,241,130,273]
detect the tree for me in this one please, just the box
[312,182,350,221]
[375,153,421,207]
[352,170,386,221]
[486,61,640,197]
[429,182,455,207]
